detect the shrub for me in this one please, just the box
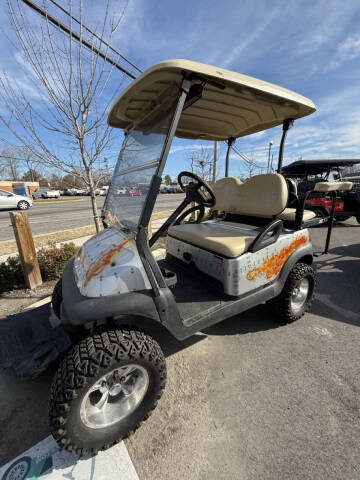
[37,242,78,281]
[0,241,78,293]
[0,255,24,293]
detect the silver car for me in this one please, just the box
[0,189,33,210]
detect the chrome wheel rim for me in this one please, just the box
[291,278,310,311]
[80,364,149,429]
[8,460,29,480]
[19,202,28,210]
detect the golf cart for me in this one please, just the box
[282,159,360,223]
[49,59,344,455]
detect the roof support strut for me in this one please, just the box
[277,118,294,173]
[225,137,235,177]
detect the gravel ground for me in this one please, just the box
[0,280,56,319]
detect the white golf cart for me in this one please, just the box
[50,59,344,454]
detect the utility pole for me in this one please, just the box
[212,141,218,184]
[267,140,274,173]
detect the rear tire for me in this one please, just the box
[49,328,166,455]
[267,262,316,324]
[52,278,62,318]
[17,200,30,210]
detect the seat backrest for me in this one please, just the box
[213,173,288,217]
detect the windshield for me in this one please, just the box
[103,92,179,231]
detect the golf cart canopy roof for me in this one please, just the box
[282,159,360,175]
[108,59,316,141]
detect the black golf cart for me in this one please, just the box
[282,159,360,223]
[49,59,343,454]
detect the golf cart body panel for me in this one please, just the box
[60,240,313,341]
[167,224,310,296]
[74,228,151,297]
[108,59,316,140]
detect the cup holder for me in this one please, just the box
[160,267,177,287]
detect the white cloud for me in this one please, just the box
[221,6,281,68]
[326,34,360,71]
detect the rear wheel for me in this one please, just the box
[17,200,30,210]
[49,328,166,454]
[267,262,316,323]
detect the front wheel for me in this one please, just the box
[49,328,166,455]
[17,200,30,210]
[267,262,316,324]
[51,278,62,318]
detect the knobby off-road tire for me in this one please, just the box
[51,278,62,318]
[267,262,316,324]
[49,328,166,455]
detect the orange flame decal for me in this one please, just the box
[84,236,134,285]
[247,235,308,281]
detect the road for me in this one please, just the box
[0,193,185,241]
[0,219,359,479]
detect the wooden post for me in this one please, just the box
[10,212,42,289]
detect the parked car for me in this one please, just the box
[63,188,80,196]
[42,190,60,199]
[99,187,109,196]
[128,187,141,196]
[0,188,33,210]
[32,187,48,199]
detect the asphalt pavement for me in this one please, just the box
[0,194,185,241]
[0,219,359,479]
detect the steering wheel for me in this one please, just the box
[177,171,216,207]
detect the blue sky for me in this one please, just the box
[0,0,360,180]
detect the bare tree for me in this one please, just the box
[0,0,128,231]
[189,145,213,182]
[241,153,262,178]
[0,145,22,180]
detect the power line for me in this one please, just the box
[232,144,251,162]
[48,0,143,74]
[20,0,138,79]
[231,145,250,163]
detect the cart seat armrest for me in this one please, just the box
[249,219,283,253]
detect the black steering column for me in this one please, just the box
[148,171,215,247]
